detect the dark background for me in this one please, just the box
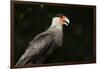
[14,2,95,65]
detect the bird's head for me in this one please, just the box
[52,14,70,26]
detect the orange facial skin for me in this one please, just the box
[60,16,69,25]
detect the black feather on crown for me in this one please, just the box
[54,13,65,17]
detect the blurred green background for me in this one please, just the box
[14,2,95,65]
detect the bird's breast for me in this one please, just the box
[52,30,63,47]
[47,24,63,47]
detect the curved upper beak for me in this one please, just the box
[64,17,70,26]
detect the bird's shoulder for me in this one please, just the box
[29,31,53,46]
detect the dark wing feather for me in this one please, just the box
[16,32,53,66]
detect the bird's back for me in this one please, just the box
[16,31,55,66]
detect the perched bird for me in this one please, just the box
[16,13,70,66]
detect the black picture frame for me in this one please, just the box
[11,0,96,68]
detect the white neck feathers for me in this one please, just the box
[48,17,62,31]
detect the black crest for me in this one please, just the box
[54,13,65,17]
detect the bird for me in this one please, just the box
[16,13,70,66]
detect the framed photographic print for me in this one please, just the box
[11,0,96,68]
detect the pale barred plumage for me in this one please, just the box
[16,14,70,66]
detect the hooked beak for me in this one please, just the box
[64,18,70,26]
